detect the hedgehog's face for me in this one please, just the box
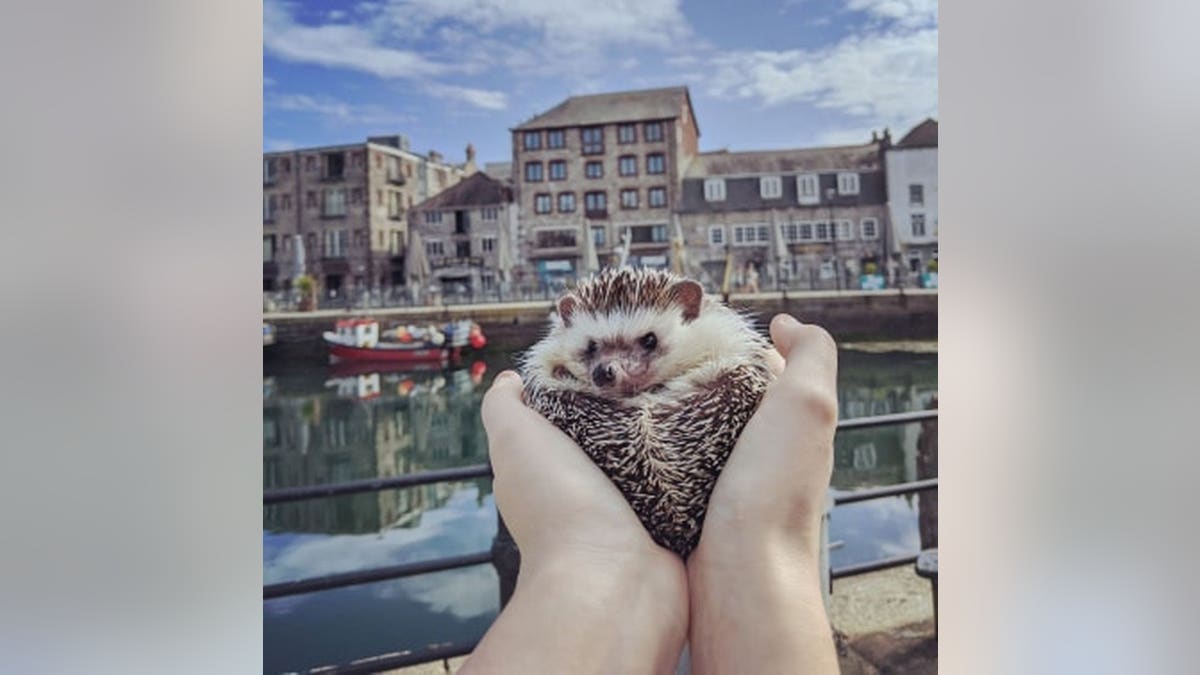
[545,279,706,399]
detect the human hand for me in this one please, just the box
[462,371,688,675]
[686,313,840,674]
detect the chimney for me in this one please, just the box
[428,150,443,163]
[464,143,477,175]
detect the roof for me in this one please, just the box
[513,86,695,132]
[896,119,937,148]
[683,142,882,178]
[412,172,511,210]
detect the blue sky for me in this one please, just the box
[264,0,937,166]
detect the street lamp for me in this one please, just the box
[826,187,842,291]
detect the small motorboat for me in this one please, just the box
[323,317,486,364]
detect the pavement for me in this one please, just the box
[383,564,937,674]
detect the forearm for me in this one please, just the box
[687,531,838,675]
[461,552,688,675]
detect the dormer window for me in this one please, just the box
[760,176,782,199]
[837,172,860,195]
[704,178,726,202]
[797,174,819,204]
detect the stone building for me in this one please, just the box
[885,119,938,279]
[510,86,700,286]
[262,135,470,295]
[408,171,518,294]
[677,140,894,292]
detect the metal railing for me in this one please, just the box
[263,408,937,673]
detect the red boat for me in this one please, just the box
[323,318,486,364]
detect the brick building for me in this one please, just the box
[408,171,518,294]
[677,140,894,292]
[510,86,700,286]
[262,135,470,295]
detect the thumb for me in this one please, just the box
[768,314,838,388]
[481,370,527,439]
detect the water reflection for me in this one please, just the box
[262,344,936,673]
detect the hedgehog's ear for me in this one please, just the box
[669,280,704,323]
[557,294,578,327]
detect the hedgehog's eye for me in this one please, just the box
[586,340,598,355]
[639,332,657,350]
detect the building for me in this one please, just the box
[510,86,700,286]
[677,140,893,292]
[408,171,518,294]
[885,119,938,280]
[262,135,469,295]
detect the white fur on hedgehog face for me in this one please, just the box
[525,299,760,400]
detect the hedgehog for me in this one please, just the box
[521,267,774,558]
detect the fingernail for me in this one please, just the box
[776,313,801,327]
[495,370,521,384]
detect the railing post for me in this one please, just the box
[491,512,520,609]
[821,489,834,612]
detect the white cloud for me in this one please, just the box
[425,83,508,111]
[264,138,297,151]
[266,93,413,126]
[846,0,938,28]
[327,9,347,20]
[707,27,938,132]
[264,0,450,79]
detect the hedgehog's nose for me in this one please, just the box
[592,363,616,387]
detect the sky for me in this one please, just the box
[263,0,937,166]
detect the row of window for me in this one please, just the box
[522,122,665,152]
[704,172,862,203]
[525,153,666,182]
[422,207,501,224]
[264,188,415,220]
[263,152,440,184]
[707,218,881,246]
[424,236,498,258]
[532,187,668,215]
[530,223,669,249]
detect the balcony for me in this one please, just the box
[320,210,347,220]
[584,209,608,220]
[388,211,404,221]
[387,173,406,186]
[319,172,346,183]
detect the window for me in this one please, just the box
[535,193,552,214]
[281,158,291,173]
[709,226,725,246]
[535,229,577,248]
[837,172,860,195]
[861,218,879,240]
[549,160,567,181]
[620,189,639,209]
[525,161,543,182]
[647,186,667,208]
[760,176,782,199]
[424,211,443,224]
[644,122,664,142]
[481,207,499,220]
[592,225,606,246]
[322,152,345,180]
[263,235,276,261]
[909,184,924,205]
[306,191,317,208]
[426,239,445,257]
[581,126,604,155]
[264,195,276,221]
[837,219,854,241]
[281,194,291,210]
[585,191,607,215]
[305,155,316,171]
[797,174,819,204]
[387,191,402,219]
[263,158,276,184]
[629,224,668,243]
[798,222,814,241]
[523,131,542,150]
[732,224,770,246]
[585,161,604,178]
[351,188,362,204]
[389,230,403,255]
[481,236,497,253]
[456,240,471,258]
[646,153,665,175]
[386,156,403,183]
[782,222,798,243]
[704,178,726,201]
[619,155,638,176]
[815,221,831,241]
[547,130,565,149]
[323,229,348,257]
[352,151,364,168]
[618,124,637,144]
[323,188,346,216]
[558,192,576,213]
[911,213,926,237]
